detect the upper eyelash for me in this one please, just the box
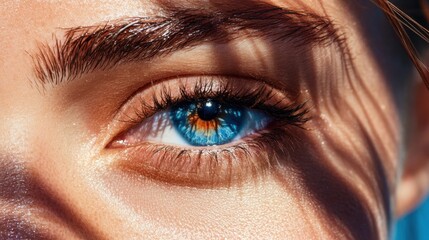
[127,76,311,126]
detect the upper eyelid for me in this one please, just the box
[30,2,346,90]
[111,76,309,134]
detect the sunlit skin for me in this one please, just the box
[1,0,429,239]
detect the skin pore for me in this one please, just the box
[0,0,428,239]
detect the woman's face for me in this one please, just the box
[0,0,416,239]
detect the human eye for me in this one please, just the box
[119,96,270,147]
[107,76,309,187]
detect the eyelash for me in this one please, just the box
[127,77,309,125]
[109,76,310,187]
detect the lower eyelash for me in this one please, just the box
[115,122,304,188]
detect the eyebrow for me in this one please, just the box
[31,2,346,87]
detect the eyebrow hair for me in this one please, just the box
[31,2,346,87]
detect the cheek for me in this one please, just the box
[103,167,362,239]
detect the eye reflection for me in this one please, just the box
[170,99,270,146]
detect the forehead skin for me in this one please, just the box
[0,0,402,239]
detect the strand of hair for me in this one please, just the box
[373,0,429,89]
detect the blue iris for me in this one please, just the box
[170,99,246,146]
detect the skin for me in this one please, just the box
[1,0,429,239]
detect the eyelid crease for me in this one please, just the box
[31,2,347,88]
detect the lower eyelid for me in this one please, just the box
[115,141,270,187]
[110,121,304,188]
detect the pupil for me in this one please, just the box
[197,100,220,121]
